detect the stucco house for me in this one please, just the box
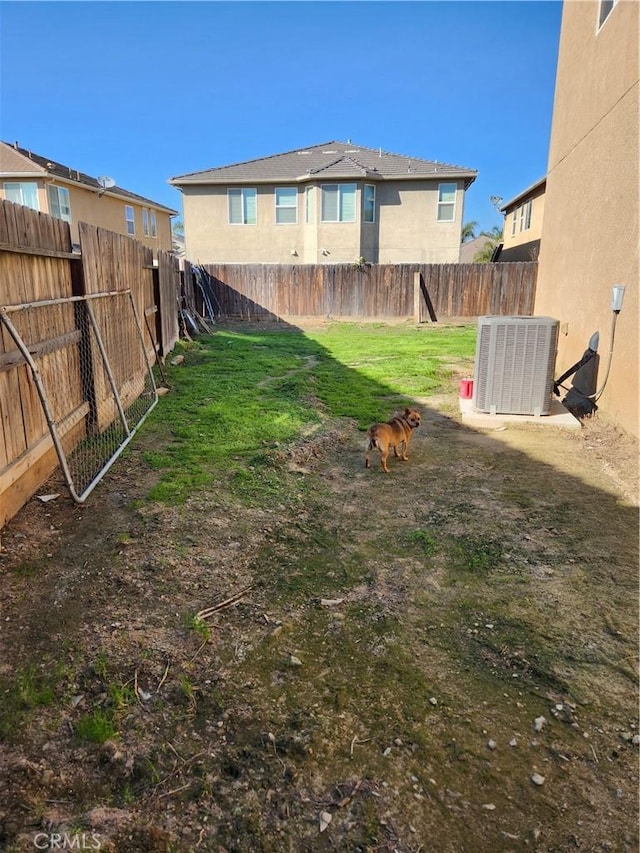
[169,141,477,264]
[0,141,177,255]
[498,177,546,262]
[534,0,638,438]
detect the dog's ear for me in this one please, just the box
[404,407,411,416]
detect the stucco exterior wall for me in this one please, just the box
[377,181,463,263]
[59,184,173,253]
[181,179,465,265]
[534,0,639,438]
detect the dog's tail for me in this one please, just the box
[365,426,381,452]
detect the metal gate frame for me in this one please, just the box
[0,289,157,503]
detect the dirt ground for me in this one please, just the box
[0,375,638,852]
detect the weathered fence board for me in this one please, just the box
[1,202,180,528]
[204,262,537,322]
[156,250,180,356]
[0,200,78,524]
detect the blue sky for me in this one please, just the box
[0,1,562,233]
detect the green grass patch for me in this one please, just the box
[0,663,64,741]
[139,323,475,506]
[450,534,504,576]
[74,709,117,743]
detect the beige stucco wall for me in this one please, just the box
[377,181,463,263]
[181,179,465,265]
[534,0,639,438]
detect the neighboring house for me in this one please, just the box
[498,177,546,262]
[169,141,477,264]
[534,0,638,439]
[459,234,496,263]
[172,232,186,259]
[0,141,177,255]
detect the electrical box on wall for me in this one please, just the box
[473,316,559,416]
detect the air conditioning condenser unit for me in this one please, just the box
[473,316,559,416]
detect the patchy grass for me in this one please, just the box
[74,709,117,744]
[142,323,476,505]
[0,320,637,853]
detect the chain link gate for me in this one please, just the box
[0,290,157,503]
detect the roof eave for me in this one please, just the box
[171,171,478,188]
[500,176,547,212]
[2,167,177,215]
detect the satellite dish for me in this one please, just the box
[97,176,116,189]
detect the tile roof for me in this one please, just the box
[169,141,477,188]
[0,141,178,214]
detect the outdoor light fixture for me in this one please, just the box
[611,285,625,313]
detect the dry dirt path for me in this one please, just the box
[0,403,637,852]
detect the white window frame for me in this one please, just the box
[515,199,533,233]
[437,183,457,222]
[363,184,376,223]
[4,181,39,211]
[305,186,315,223]
[142,208,149,237]
[228,188,257,225]
[597,0,617,30]
[150,210,157,238]
[46,185,72,223]
[321,183,357,223]
[125,205,135,236]
[275,187,298,225]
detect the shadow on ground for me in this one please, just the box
[0,319,637,853]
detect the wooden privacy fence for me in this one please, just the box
[202,262,537,322]
[0,200,180,528]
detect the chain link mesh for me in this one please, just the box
[2,291,157,502]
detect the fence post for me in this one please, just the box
[413,272,421,323]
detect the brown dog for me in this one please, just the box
[365,408,421,473]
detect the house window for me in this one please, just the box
[598,0,617,28]
[363,184,375,223]
[437,183,457,222]
[275,187,297,224]
[142,208,149,236]
[321,183,356,222]
[514,200,532,233]
[47,185,71,223]
[150,210,157,238]
[125,205,135,235]
[228,188,257,224]
[4,181,39,211]
[305,187,315,223]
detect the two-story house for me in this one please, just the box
[0,141,177,255]
[169,141,477,264]
[534,0,638,438]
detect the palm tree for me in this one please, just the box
[461,220,478,243]
[480,225,503,241]
[473,225,504,263]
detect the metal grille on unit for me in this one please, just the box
[473,316,559,416]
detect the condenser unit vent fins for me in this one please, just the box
[473,316,559,415]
